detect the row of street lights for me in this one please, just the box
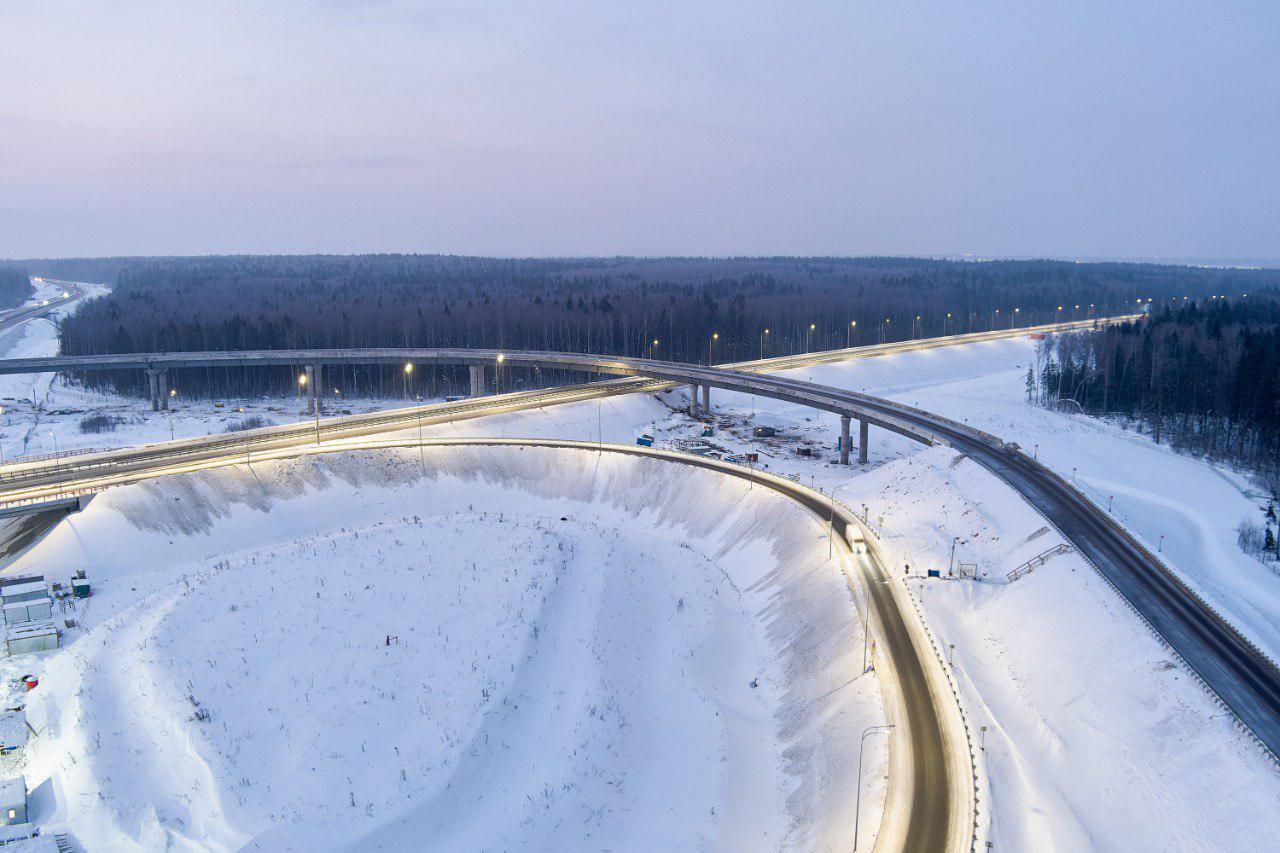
[663,296,1217,364]
[698,303,1122,362]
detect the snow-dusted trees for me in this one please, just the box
[1040,294,1280,493]
[53,255,1280,402]
[0,266,29,310]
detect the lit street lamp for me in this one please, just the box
[759,328,770,359]
[707,332,719,365]
[828,482,854,559]
[403,361,413,400]
[847,320,857,348]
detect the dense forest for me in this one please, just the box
[45,254,1280,400]
[0,266,30,311]
[1035,294,1280,499]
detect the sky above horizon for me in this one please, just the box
[2,1,1278,261]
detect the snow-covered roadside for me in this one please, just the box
[13,445,880,850]
[770,338,1280,666]
[0,279,116,458]
[656,339,1280,848]
[844,447,1280,850]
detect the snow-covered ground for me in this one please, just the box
[383,341,1280,849]
[12,446,879,851]
[4,278,1280,849]
[852,447,1280,850]
[771,340,1280,665]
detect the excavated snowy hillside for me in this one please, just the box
[11,445,881,851]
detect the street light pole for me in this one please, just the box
[828,482,853,559]
[707,332,718,365]
[854,724,895,851]
[759,328,770,360]
[847,320,857,348]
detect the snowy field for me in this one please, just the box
[12,446,879,851]
[774,341,1280,665]
[852,447,1280,850]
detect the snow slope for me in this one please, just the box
[775,338,1280,664]
[15,445,880,851]
[847,447,1280,850]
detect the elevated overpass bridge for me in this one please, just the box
[14,315,1123,462]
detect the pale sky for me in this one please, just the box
[2,1,1278,260]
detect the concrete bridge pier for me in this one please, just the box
[469,365,488,397]
[305,363,322,415]
[147,368,169,411]
[840,415,851,464]
[688,383,699,417]
[147,369,160,411]
[859,418,869,464]
[700,384,711,415]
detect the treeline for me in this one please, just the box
[1037,294,1280,491]
[0,267,29,311]
[53,254,1280,400]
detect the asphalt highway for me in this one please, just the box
[0,280,83,337]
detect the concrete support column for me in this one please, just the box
[840,415,851,465]
[688,383,699,417]
[700,384,711,414]
[858,419,869,465]
[306,363,322,415]
[147,369,160,411]
[157,369,169,411]
[469,364,488,397]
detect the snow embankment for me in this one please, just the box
[15,445,880,850]
[851,445,1280,851]
[794,336,1280,668]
